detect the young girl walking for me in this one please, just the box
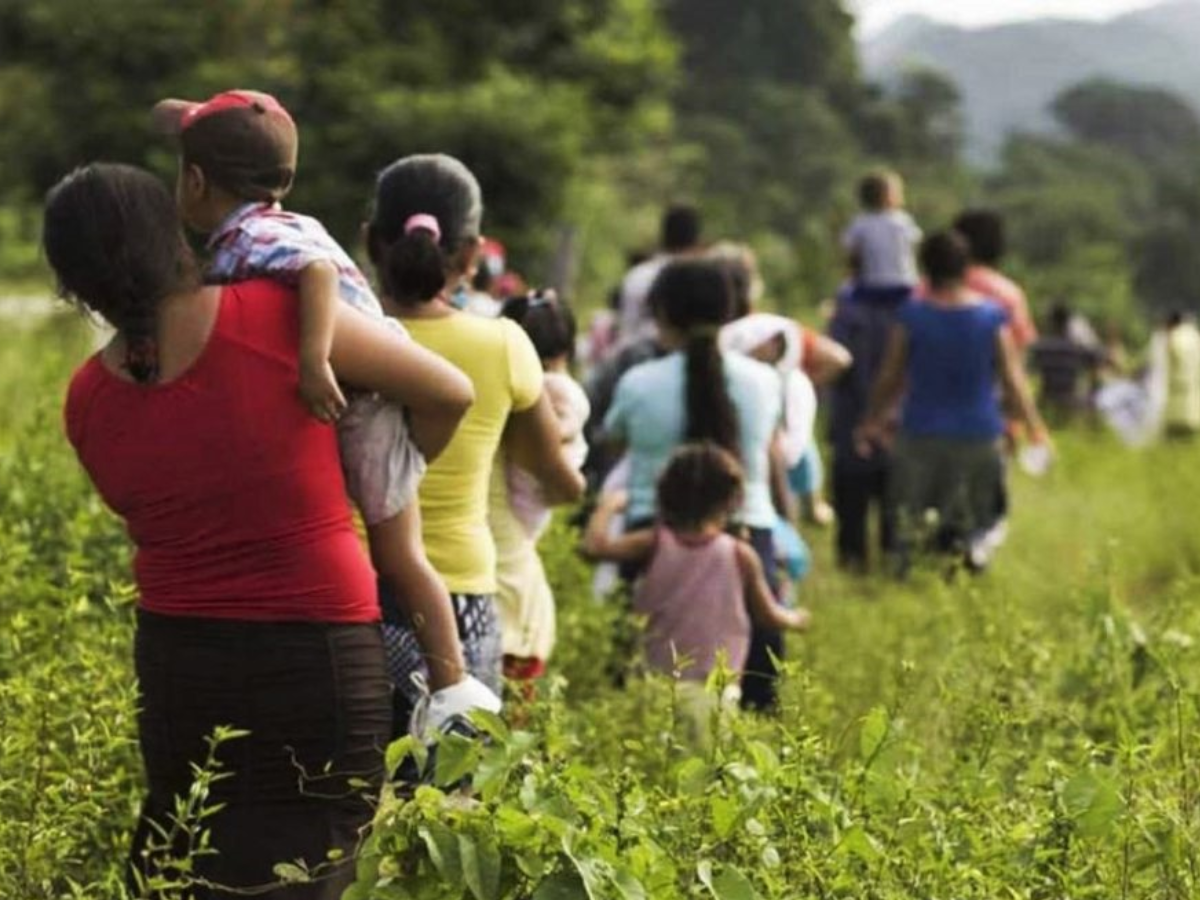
[583,443,810,719]
[489,291,590,689]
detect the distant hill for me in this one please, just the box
[862,1,1200,161]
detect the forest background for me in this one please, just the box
[7,5,1200,896]
[2,0,1200,338]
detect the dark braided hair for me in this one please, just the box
[43,163,195,383]
[649,258,740,455]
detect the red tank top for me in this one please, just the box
[63,280,377,622]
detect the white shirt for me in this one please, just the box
[842,209,922,288]
[617,255,669,343]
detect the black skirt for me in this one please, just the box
[131,611,393,899]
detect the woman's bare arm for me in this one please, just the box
[805,332,853,386]
[328,304,474,462]
[855,324,908,454]
[505,392,586,505]
[996,325,1050,443]
[769,432,799,521]
[581,492,655,563]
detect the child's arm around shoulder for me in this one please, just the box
[734,540,811,632]
[297,260,347,423]
[581,490,655,563]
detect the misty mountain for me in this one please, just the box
[862,0,1200,161]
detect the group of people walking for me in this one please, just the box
[39,88,1168,899]
[50,91,585,898]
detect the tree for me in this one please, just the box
[0,0,677,273]
[1052,80,1200,169]
[663,0,859,112]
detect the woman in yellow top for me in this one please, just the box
[366,154,584,724]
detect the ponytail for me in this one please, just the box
[649,259,741,456]
[383,213,447,304]
[121,291,159,383]
[42,163,196,385]
[684,329,740,455]
[369,155,484,301]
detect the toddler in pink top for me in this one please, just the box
[583,444,810,683]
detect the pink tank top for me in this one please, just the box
[633,528,750,681]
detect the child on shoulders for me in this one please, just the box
[842,170,922,293]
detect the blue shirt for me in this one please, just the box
[827,283,912,466]
[899,300,1007,440]
[603,351,782,528]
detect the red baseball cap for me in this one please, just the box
[152,90,298,201]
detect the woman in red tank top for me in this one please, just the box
[45,163,473,899]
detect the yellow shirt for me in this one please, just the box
[405,313,543,593]
[1167,322,1200,432]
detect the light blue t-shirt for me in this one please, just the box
[604,351,782,529]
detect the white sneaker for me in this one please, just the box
[967,517,1010,570]
[408,674,502,741]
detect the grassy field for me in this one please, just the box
[2,312,1199,899]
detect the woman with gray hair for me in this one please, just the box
[365,155,585,733]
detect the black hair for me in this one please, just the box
[649,258,740,455]
[472,265,495,294]
[953,209,1006,266]
[707,243,757,320]
[726,261,753,319]
[500,290,576,363]
[367,154,483,305]
[386,223,446,303]
[43,163,195,383]
[858,171,893,210]
[1049,303,1073,336]
[920,231,970,290]
[661,204,702,252]
[657,442,744,531]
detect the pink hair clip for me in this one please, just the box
[404,213,441,242]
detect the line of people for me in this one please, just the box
[47,90,588,898]
[568,173,1061,740]
[38,85,1158,899]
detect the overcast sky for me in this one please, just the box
[852,0,1173,37]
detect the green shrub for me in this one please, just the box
[2,315,1199,899]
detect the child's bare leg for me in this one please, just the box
[368,505,464,691]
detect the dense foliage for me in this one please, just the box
[983,78,1200,334]
[0,0,677,283]
[5,5,1200,895]
[4,308,1200,898]
[3,1,1196,335]
[0,1,983,316]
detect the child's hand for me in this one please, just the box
[299,356,348,423]
[783,606,812,632]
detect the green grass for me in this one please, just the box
[2,316,1199,898]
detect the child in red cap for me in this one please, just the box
[153,90,499,735]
